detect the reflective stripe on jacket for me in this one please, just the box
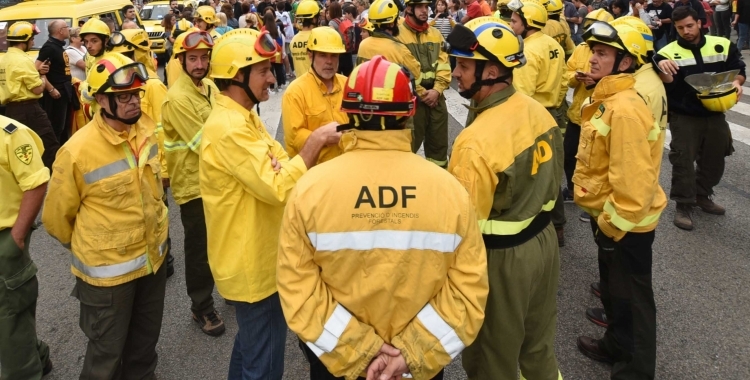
[572,74,667,241]
[200,93,307,303]
[162,73,218,204]
[396,23,452,94]
[43,112,169,287]
[512,32,565,108]
[281,71,348,163]
[278,129,488,380]
[449,86,563,236]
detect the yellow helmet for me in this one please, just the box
[359,18,375,32]
[404,0,432,6]
[447,17,526,69]
[508,0,547,29]
[583,8,614,29]
[296,0,321,19]
[173,28,214,56]
[176,18,194,31]
[545,0,563,15]
[184,0,198,9]
[698,88,738,112]
[87,53,148,95]
[210,28,278,79]
[611,16,653,52]
[80,18,110,38]
[584,22,647,65]
[195,5,219,25]
[7,21,38,43]
[109,29,151,55]
[369,0,400,25]
[307,27,346,53]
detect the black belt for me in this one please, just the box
[482,212,551,250]
[7,99,40,106]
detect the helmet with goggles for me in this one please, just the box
[611,16,653,53]
[359,18,376,32]
[108,29,151,55]
[508,0,547,30]
[173,28,214,57]
[369,0,401,26]
[341,55,416,130]
[87,53,148,95]
[545,0,563,15]
[584,22,647,66]
[195,5,219,25]
[7,21,39,43]
[307,27,346,53]
[296,0,322,19]
[583,8,614,29]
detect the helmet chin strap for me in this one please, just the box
[231,66,260,105]
[458,61,512,99]
[101,94,142,125]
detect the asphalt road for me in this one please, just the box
[22,71,750,379]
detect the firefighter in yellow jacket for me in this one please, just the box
[199,28,340,379]
[574,22,666,379]
[397,0,452,167]
[542,0,575,58]
[79,18,113,120]
[277,55,488,380]
[194,6,222,42]
[162,29,226,337]
[446,18,563,380]
[562,8,612,207]
[289,0,321,77]
[358,0,427,97]
[43,53,169,379]
[282,27,349,164]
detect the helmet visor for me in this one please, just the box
[109,62,149,90]
[255,31,278,58]
[109,31,127,46]
[507,0,523,13]
[183,30,214,49]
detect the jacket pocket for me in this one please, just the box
[72,281,114,342]
[3,263,38,314]
[100,172,137,208]
[84,225,146,251]
[575,122,597,168]
[572,172,603,198]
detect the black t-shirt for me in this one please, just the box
[37,37,73,96]
[645,2,672,40]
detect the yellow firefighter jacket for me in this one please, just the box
[396,22,452,94]
[566,42,593,126]
[166,57,182,89]
[43,112,169,287]
[449,85,562,238]
[633,63,668,161]
[357,31,426,96]
[290,30,312,77]
[200,93,308,303]
[573,74,667,241]
[142,74,169,179]
[277,129,488,380]
[542,18,575,57]
[513,31,565,108]
[162,72,218,204]
[281,70,349,163]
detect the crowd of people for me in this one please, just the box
[0,0,746,378]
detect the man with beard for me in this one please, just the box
[282,27,349,164]
[43,53,169,379]
[396,0,451,168]
[200,28,340,379]
[161,28,225,336]
[446,17,563,380]
[0,21,59,170]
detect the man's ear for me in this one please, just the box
[618,54,634,72]
[483,62,503,80]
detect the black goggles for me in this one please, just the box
[583,21,622,47]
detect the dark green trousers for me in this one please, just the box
[668,112,734,203]
[179,198,215,316]
[0,228,49,380]
[462,224,561,380]
[72,263,167,380]
[412,95,449,168]
[547,104,568,228]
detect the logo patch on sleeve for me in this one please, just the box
[14,144,33,165]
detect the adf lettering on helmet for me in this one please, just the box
[531,140,553,175]
[355,186,417,208]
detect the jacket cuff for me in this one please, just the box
[597,216,626,242]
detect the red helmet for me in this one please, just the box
[341,55,417,117]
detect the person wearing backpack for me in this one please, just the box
[397,0,451,168]
[328,2,355,75]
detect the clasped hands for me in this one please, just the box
[365,343,410,380]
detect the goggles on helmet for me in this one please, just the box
[255,31,279,58]
[583,21,625,50]
[507,0,523,13]
[446,23,525,65]
[183,30,214,49]
[499,6,513,19]
[103,62,149,92]
[108,32,140,50]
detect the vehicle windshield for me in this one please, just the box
[140,4,172,20]
[0,18,72,52]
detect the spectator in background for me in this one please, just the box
[700,0,714,34]
[221,4,240,28]
[452,0,466,24]
[37,20,73,145]
[162,13,176,58]
[329,2,354,76]
[231,0,243,23]
[574,0,588,42]
[122,20,140,29]
[478,0,492,15]
[244,12,260,29]
[355,0,369,21]
[215,12,234,34]
[66,27,86,81]
[238,2,251,27]
[122,4,138,24]
[102,17,117,33]
[431,0,455,38]
[565,0,582,43]
[608,0,629,18]
[588,0,608,11]
[733,0,749,50]
[461,0,483,23]
[711,0,732,39]
[276,2,295,78]
[646,0,673,51]
[264,11,287,91]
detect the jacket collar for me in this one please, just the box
[304,70,343,95]
[175,71,213,100]
[47,36,65,47]
[372,30,398,42]
[465,85,515,115]
[676,34,706,50]
[339,129,413,153]
[591,74,636,101]
[216,93,262,129]
[94,112,142,146]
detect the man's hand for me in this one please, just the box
[10,227,26,250]
[421,89,440,108]
[657,59,679,75]
[313,122,342,146]
[366,344,405,380]
[575,71,596,86]
[734,79,743,97]
[38,61,50,75]
[50,88,61,99]
[268,152,282,172]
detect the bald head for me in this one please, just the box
[48,20,70,39]
[122,20,140,29]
